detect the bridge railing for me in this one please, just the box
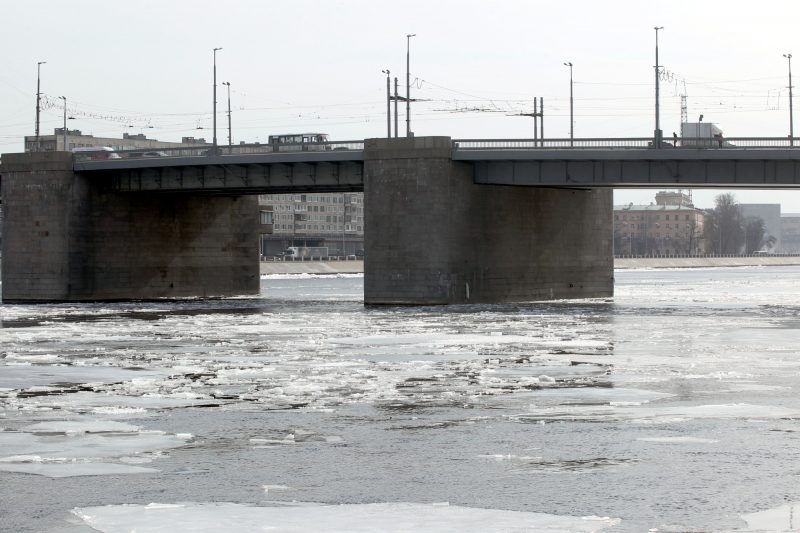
[74,140,365,162]
[452,137,799,150]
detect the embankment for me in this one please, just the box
[260,260,363,275]
[260,257,800,275]
[614,256,800,269]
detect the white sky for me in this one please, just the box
[3,0,800,210]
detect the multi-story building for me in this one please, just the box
[259,193,364,257]
[781,213,800,253]
[614,191,706,256]
[25,129,210,153]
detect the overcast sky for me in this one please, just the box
[3,0,800,210]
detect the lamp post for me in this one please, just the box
[654,26,664,149]
[35,61,46,149]
[222,81,232,148]
[381,69,391,138]
[784,53,794,146]
[212,47,223,151]
[58,96,67,150]
[406,33,416,137]
[563,61,574,145]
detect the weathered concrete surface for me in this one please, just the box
[363,137,613,304]
[1,152,259,302]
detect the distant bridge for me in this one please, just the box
[72,137,800,193]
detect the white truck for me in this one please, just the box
[680,122,726,148]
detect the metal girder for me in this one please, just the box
[104,160,364,194]
[473,157,800,188]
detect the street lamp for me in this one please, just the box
[563,61,574,145]
[381,69,391,138]
[654,26,664,149]
[212,47,223,151]
[406,33,416,137]
[35,61,46,148]
[784,53,794,146]
[222,81,232,148]
[58,96,67,150]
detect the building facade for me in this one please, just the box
[25,130,210,153]
[614,191,706,256]
[781,214,800,253]
[258,193,364,257]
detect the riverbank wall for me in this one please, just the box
[259,256,800,275]
[614,256,800,269]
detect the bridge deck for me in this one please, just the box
[67,137,800,191]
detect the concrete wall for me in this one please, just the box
[1,152,259,301]
[363,137,613,304]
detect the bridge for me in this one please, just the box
[2,136,800,304]
[72,136,800,192]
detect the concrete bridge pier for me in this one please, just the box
[363,136,613,304]
[1,152,259,302]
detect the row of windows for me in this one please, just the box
[273,223,363,232]
[618,223,694,230]
[262,194,362,204]
[619,232,696,239]
[271,204,364,215]
[616,213,695,221]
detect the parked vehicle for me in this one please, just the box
[284,246,329,259]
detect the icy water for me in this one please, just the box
[1,267,800,532]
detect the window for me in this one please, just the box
[260,211,273,225]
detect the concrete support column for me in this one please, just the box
[363,136,613,304]
[1,152,260,302]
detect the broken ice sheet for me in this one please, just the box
[72,502,621,532]
[0,418,191,478]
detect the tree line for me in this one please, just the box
[705,193,775,255]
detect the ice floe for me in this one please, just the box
[0,418,191,477]
[741,502,800,531]
[72,501,621,532]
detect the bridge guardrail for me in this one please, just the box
[452,137,799,150]
[74,141,366,162]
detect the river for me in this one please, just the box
[1,267,799,532]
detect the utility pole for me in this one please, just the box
[784,53,794,146]
[212,47,222,152]
[58,96,67,150]
[35,61,46,150]
[382,69,391,138]
[563,62,574,145]
[222,81,232,147]
[393,77,399,138]
[406,33,416,137]
[654,26,664,149]
[513,97,544,145]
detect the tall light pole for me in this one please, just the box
[58,96,67,150]
[654,26,664,149]
[212,47,223,151]
[406,33,416,137]
[381,69,391,138]
[35,61,46,149]
[222,81,232,147]
[784,53,794,146]
[563,61,574,145]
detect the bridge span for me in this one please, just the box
[2,136,799,304]
[69,136,800,193]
